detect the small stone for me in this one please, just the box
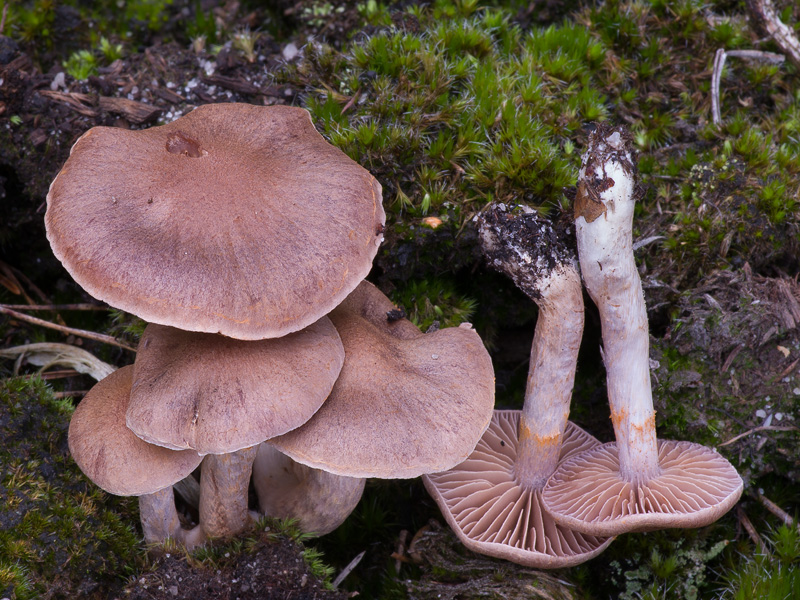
[169,586,178,596]
[283,43,299,61]
[755,409,767,419]
[775,413,783,421]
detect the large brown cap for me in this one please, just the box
[423,411,613,568]
[270,281,495,479]
[68,366,202,496]
[45,103,385,340]
[253,444,365,536]
[127,316,344,455]
[541,440,744,537]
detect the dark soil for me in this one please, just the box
[121,538,349,600]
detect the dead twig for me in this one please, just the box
[754,490,800,532]
[718,424,799,447]
[0,306,137,352]
[737,506,768,554]
[711,48,785,125]
[52,390,89,399]
[746,0,800,69]
[332,550,365,589]
[1,303,108,311]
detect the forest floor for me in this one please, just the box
[1,1,799,598]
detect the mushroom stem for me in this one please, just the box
[198,446,258,539]
[575,125,660,483]
[476,204,584,489]
[515,265,584,489]
[139,487,183,545]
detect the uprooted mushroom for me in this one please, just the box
[423,204,612,568]
[541,124,743,537]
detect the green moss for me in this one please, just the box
[0,377,144,599]
[721,524,800,599]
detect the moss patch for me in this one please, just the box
[0,376,143,599]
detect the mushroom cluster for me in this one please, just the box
[49,103,496,547]
[424,125,743,568]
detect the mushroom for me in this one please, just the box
[126,316,345,539]
[423,204,612,567]
[45,103,385,340]
[269,281,495,479]
[252,444,365,536]
[541,125,743,536]
[68,366,204,547]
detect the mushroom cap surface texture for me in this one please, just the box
[45,103,385,340]
[541,440,744,537]
[127,317,344,455]
[423,411,613,568]
[68,366,203,496]
[253,444,365,536]
[269,281,495,479]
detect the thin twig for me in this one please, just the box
[711,48,726,126]
[0,306,137,352]
[332,550,365,589]
[754,491,800,531]
[393,530,409,574]
[52,390,89,399]
[710,46,785,125]
[736,506,768,554]
[1,303,109,311]
[718,425,799,447]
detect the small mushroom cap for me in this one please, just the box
[423,411,613,568]
[68,366,203,496]
[46,103,385,340]
[270,281,495,479]
[253,444,365,536]
[541,440,744,537]
[127,317,344,455]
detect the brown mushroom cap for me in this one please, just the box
[269,281,495,479]
[68,366,203,496]
[127,316,344,455]
[423,411,613,568]
[45,103,385,340]
[253,444,365,536]
[541,440,744,537]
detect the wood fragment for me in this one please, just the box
[0,306,136,352]
[153,86,186,104]
[332,550,365,589]
[98,96,162,124]
[393,529,409,574]
[736,506,768,554]
[746,0,800,68]
[201,74,260,95]
[711,47,785,125]
[38,90,98,117]
[754,491,800,531]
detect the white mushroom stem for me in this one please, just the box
[199,446,258,539]
[575,126,660,483]
[139,486,204,549]
[477,204,584,490]
[515,264,584,488]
